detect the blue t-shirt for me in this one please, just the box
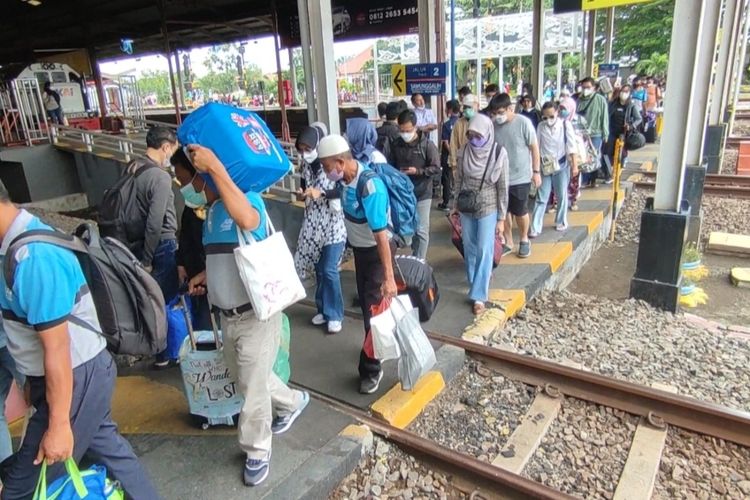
[0,210,105,376]
[341,162,390,249]
[442,115,459,142]
[203,191,269,309]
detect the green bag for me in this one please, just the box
[33,458,124,500]
[273,313,291,383]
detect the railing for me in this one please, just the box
[51,124,304,199]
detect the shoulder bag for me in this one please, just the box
[456,143,499,214]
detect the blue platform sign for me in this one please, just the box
[405,63,447,96]
[598,63,620,78]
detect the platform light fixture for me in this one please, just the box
[21,0,43,6]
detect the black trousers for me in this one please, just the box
[353,245,387,380]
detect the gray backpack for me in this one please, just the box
[4,223,167,355]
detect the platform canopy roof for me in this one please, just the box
[1,0,296,65]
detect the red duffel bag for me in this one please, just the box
[446,213,503,269]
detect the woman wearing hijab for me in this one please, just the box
[294,123,347,334]
[453,114,509,315]
[345,117,388,163]
[552,96,587,211]
[530,102,578,237]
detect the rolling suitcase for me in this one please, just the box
[178,296,242,429]
[447,213,503,269]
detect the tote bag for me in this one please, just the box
[234,220,306,321]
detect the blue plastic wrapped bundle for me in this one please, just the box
[177,103,291,192]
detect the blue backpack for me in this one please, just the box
[356,163,418,247]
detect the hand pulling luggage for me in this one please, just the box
[178,297,241,429]
[446,213,503,269]
[393,256,440,322]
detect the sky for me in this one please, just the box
[100,37,374,77]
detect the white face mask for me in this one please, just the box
[400,131,416,142]
[302,150,318,163]
[582,88,594,97]
[494,114,508,125]
[544,117,557,127]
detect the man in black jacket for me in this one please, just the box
[386,110,440,260]
[376,102,401,153]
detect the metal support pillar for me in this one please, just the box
[709,0,741,125]
[307,0,340,134]
[174,51,185,109]
[585,10,596,77]
[272,6,291,142]
[630,0,713,312]
[475,25,482,96]
[158,0,181,125]
[729,1,750,134]
[288,48,298,106]
[450,0,456,99]
[604,7,615,63]
[373,43,380,107]
[88,47,107,117]
[578,13,586,80]
[297,0,316,123]
[531,0,545,101]
[556,52,563,97]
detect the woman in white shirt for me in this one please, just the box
[530,102,579,236]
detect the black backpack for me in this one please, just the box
[4,224,167,356]
[394,255,440,322]
[98,159,153,250]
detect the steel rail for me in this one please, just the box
[636,171,750,186]
[427,332,750,447]
[290,381,576,500]
[297,301,750,446]
[632,180,750,198]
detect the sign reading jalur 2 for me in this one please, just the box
[391,63,448,97]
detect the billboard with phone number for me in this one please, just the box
[277,0,419,48]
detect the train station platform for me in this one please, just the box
[9,181,624,499]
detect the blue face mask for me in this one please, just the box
[469,135,489,148]
[180,175,208,208]
[560,109,570,118]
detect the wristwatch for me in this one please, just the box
[533,170,541,174]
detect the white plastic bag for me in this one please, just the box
[393,302,436,390]
[370,295,413,360]
[234,220,306,321]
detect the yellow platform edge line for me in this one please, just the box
[462,308,507,342]
[547,241,573,272]
[371,371,445,429]
[488,289,527,318]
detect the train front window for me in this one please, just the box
[34,72,49,85]
[51,71,67,83]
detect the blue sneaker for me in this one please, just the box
[271,391,310,435]
[244,454,270,486]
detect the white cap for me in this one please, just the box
[318,134,350,159]
[462,94,478,107]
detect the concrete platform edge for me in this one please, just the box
[268,425,372,500]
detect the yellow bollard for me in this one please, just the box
[609,136,625,242]
[655,112,664,138]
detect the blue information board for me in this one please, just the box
[405,63,447,96]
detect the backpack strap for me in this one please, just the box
[476,142,501,191]
[4,230,87,290]
[355,168,379,204]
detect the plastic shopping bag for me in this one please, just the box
[370,295,413,361]
[234,221,306,321]
[33,458,124,500]
[164,295,191,360]
[393,303,436,391]
[273,313,292,383]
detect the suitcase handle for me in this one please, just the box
[179,295,222,351]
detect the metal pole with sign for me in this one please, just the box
[450,0,456,100]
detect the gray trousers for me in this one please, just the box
[0,350,159,500]
[222,311,302,460]
[411,199,432,260]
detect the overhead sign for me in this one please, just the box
[392,64,406,96]
[405,63,447,96]
[598,63,620,78]
[278,1,419,48]
[554,0,652,12]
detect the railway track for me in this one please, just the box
[631,171,750,198]
[298,301,750,498]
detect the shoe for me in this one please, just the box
[555,224,568,232]
[437,203,448,210]
[570,203,579,212]
[152,359,179,370]
[271,391,310,434]
[518,241,531,258]
[359,371,384,394]
[244,454,271,486]
[604,178,614,185]
[327,321,342,334]
[311,314,326,326]
[502,244,513,257]
[528,231,539,239]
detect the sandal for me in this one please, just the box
[473,301,486,315]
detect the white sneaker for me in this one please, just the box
[327,321,342,333]
[311,314,326,326]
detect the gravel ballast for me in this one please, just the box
[496,291,750,411]
[410,361,535,462]
[330,436,466,499]
[654,428,750,499]
[524,397,638,499]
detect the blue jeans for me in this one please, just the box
[151,239,178,303]
[0,347,23,463]
[411,199,432,260]
[315,242,345,322]
[531,166,570,234]
[460,212,497,303]
[582,135,604,185]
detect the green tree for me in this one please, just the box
[138,70,172,105]
[594,0,674,63]
[195,71,237,95]
[635,52,668,77]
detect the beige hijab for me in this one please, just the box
[462,113,506,184]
